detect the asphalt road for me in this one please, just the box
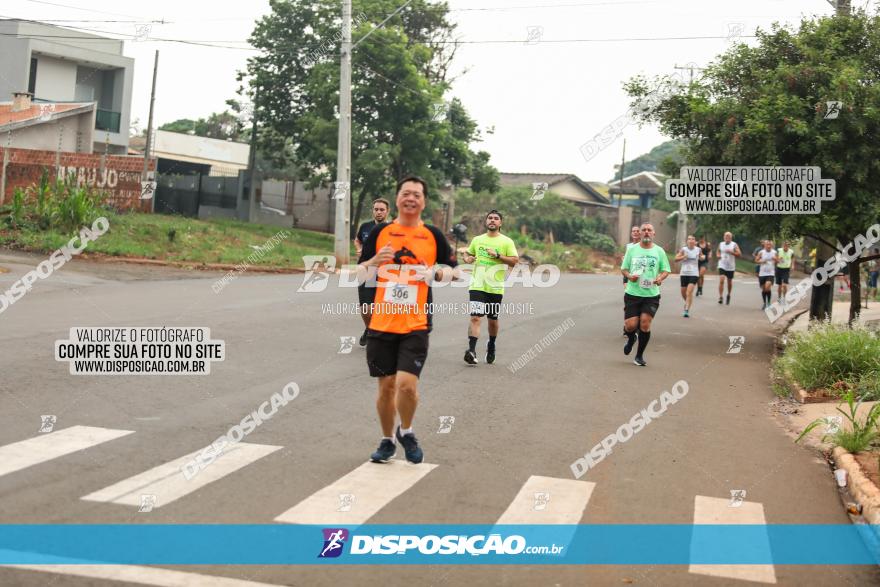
[0,251,876,587]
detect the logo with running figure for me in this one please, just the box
[533,492,551,511]
[727,336,745,354]
[39,415,57,433]
[728,489,746,508]
[298,255,336,293]
[338,336,356,354]
[319,528,349,558]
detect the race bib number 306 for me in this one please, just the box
[384,283,418,306]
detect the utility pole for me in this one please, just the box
[672,64,705,247]
[143,50,159,212]
[247,86,260,223]
[617,139,625,209]
[828,0,851,16]
[334,0,353,265]
[333,0,414,264]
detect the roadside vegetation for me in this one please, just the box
[0,174,334,267]
[797,391,880,454]
[1,175,624,271]
[454,186,617,271]
[774,323,880,401]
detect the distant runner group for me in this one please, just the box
[348,175,801,464]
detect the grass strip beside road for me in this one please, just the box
[0,212,340,269]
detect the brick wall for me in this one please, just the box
[0,146,156,211]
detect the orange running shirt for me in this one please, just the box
[358,220,456,334]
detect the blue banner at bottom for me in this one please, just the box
[0,525,877,565]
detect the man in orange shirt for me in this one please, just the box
[358,175,455,464]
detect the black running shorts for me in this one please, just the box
[759,275,775,286]
[358,284,373,307]
[366,330,429,378]
[718,269,735,280]
[680,275,699,287]
[469,290,503,320]
[775,268,790,284]
[624,293,661,319]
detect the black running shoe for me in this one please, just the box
[726,295,731,305]
[486,348,496,364]
[633,355,647,367]
[395,426,424,464]
[718,296,723,304]
[359,330,367,347]
[624,333,636,355]
[370,439,396,463]
[464,349,478,365]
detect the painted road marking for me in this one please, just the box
[496,475,595,524]
[81,443,281,508]
[689,495,777,584]
[1,561,284,587]
[275,460,437,525]
[0,426,133,478]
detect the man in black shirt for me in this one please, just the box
[354,198,391,346]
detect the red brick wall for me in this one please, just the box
[0,147,157,212]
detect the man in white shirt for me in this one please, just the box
[755,240,778,309]
[717,232,741,305]
[675,235,705,318]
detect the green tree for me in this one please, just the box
[240,0,497,235]
[626,11,880,323]
[159,111,247,142]
[610,139,684,182]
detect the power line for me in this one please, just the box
[0,29,760,49]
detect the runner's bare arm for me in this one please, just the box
[361,244,394,268]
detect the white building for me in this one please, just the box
[0,19,135,154]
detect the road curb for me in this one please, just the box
[80,255,307,274]
[831,446,880,525]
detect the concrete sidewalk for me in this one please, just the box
[788,300,880,333]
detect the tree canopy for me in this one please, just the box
[159,110,248,142]
[625,10,880,321]
[240,0,498,231]
[610,139,684,183]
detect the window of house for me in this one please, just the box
[27,57,37,95]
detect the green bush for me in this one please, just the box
[579,231,616,254]
[1,169,106,233]
[778,323,880,397]
[453,187,613,249]
[797,390,880,453]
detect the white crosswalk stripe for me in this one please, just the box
[689,495,777,584]
[2,560,285,587]
[495,475,595,524]
[81,442,281,508]
[275,460,437,525]
[0,426,133,478]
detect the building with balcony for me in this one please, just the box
[0,19,134,154]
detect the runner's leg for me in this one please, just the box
[395,371,419,430]
[637,313,654,358]
[376,376,397,437]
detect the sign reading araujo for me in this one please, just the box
[666,167,835,214]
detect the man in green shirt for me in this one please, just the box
[460,210,519,365]
[620,223,671,367]
[775,240,795,303]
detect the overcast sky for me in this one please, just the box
[5,0,850,182]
